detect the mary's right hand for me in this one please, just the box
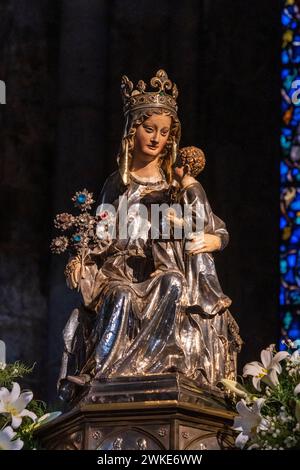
[64,255,82,289]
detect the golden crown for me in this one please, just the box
[121,69,178,116]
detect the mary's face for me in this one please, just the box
[133,113,171,161]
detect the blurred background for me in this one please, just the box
[0,0,282,401]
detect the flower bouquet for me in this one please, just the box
[0,340,61,450]
[221,340,300,450]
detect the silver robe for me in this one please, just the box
[59,171,242,393]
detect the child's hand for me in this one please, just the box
[189,234,221,254]
[165,208,184,228]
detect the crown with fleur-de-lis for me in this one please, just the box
[121,69,178,116]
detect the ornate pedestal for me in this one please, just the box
[37,374,235,450]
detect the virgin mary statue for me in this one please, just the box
[58,70,242,403]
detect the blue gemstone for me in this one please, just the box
[73,235,81,242]
[77,194,86,204]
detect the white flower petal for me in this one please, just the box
[268,369,279,387]
[0,401,7,412]
[261,349,273,368]
[236,400,252,418]
[271,362,282,374]
[10,438,23,451]
[0,340,6,370]
[235,432,249,449]
[273,351,289,363]
[35,411,62,428]
[233,416,243,431]
[14,391,33,411]
[248,443,260,450]
[0,435,11,450]
[20,409,37,422]
[11,415,22,429]
[9,382,21,403]
[294,383,300,396]
[243,361,263,377]
[291,350,300,363]
[252,376,262,391]
[221,379,248,397]
[0,386,10,401]
[259,418,269,431]
[2,426,16,440]
[252,398,265,413]
[0,426,22,450]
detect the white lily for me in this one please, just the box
[220,379,249,398]
[243,349,289,391]
[33,411,62,429]
[233,398,268,449]
[290,349,300,365]
[0,340,6,370]
[0,382,37,428]
[0,426,23,450]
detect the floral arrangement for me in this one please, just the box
[221,340,300,450]
[0,340,61,450]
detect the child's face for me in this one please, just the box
[172,155,187,181]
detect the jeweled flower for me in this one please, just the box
[72,233,82,244]
[96,222,114,242]
[75,213,95,229]
[71,232,89,249]
[243,348,289,391]
[72,189,94,211]
[0,426,23,450]
[99,210,109,220]
[95,207,116,242]
[95,205,115,223]
[0,382,37,429]
[50,236,69,254]
[54,212,75,230]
